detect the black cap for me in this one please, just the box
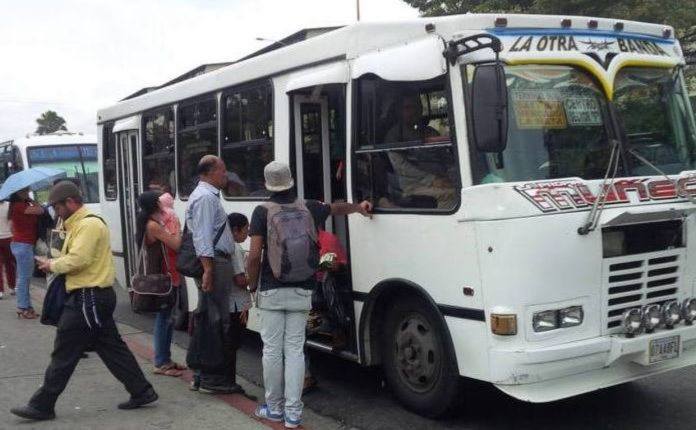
[48,180,81,205]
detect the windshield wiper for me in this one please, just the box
[627,146,696,205]
[577,138,622,235]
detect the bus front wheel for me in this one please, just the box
[381,296,459,417]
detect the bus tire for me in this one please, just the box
[381,296,459,417]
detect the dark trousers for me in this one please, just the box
[30,287,152,412]
[226,311,244,385]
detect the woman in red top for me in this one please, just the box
[9,188,44,319]
[135,191,185,376]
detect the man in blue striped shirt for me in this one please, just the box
[186,155,242,395]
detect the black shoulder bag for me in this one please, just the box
[176,222,226,278]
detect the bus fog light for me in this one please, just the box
[682,298,696,325]
[622,308,643,338]
[559,306,583,328]
[642,304,661,333]
[662,301,681,328]
[491,314,517,336]
[532,310,558,332]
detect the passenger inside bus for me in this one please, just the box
[381,93,457,209]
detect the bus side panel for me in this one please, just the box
[348,214,487,378]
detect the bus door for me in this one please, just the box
[115,129,140,285]
[292,87,356,355]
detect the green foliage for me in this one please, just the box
[35,110,67,135]
[402,0,695,61]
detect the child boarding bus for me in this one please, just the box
[0,131,100,213]
[97,13,696,417]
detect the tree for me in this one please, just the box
[35,110,67,135]
[402,0,695,61]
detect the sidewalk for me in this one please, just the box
[0,286,286,430]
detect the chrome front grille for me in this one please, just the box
[603,250,683,333]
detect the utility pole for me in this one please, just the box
[356,0,360,21]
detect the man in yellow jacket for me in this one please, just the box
[11,181,157,421]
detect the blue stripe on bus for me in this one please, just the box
[487,28,673,44]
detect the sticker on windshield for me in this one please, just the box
[564,95,602,126]
[511,89,567,129]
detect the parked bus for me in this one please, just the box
[97,14,696,416]
[0,131,100,213]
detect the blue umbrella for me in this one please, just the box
[0,167,67,201]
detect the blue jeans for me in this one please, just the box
[11,242,34,310]
[153,308,173,367]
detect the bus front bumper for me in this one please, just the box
[491,324,696,403]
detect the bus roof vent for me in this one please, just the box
[494,17,507,28]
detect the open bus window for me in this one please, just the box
[615,67,696,175]
[27,145,100,204]
[143,108,176,196]
[469,64,613,184]
[353,75,459,211]
[221,82,273,198]
[177,97,218,198]
[103,124,117,200]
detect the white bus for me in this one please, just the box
[0,131,100,212]
[97,14,696,416]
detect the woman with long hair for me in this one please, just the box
[135,190,185,376]
[9,188,43,319]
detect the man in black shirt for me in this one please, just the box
[249,161,371,428]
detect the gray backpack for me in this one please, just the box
[264,199,319,283]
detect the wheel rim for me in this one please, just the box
[393,312,440,393]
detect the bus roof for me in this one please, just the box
[97,13,676,124]
[1,132,97,149]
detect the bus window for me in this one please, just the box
[0,145,14,183]
[103,123,117,200]
[354,76,459,211]
[221,82,273,198]
[177,96,218,198]
[27,145,100,204]
[143,108,176,196]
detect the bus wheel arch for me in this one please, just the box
[358,279,460,417]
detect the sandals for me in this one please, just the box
[153,361,186,377]
[16,309,39,319]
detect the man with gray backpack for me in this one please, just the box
[248,161,371,429]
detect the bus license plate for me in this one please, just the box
[649,335,680,364]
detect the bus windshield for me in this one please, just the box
[27,144,100,204]
[471,65,696,184]
[472,64,614,184]
[615,67,696,175]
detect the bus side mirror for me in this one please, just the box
[471,64,508,153]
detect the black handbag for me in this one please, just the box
[176,223,227,278]
[40,274,67,326]
[130,239,174,313]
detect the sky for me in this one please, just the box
[0,0,419,142]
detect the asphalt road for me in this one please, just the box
[111,286,696,430]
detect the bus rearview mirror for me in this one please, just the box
[471,63,508,153]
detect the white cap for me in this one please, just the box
[264,161,294,192]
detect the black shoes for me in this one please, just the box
[199,382,244,395]
[117,387,159,410]
[10,405,56,421]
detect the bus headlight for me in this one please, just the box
[642,304,661,333]
[559,306,584,328]
[662,301,681,328]
[622,308,643,337]
[682,298,696,325]
[532,310,557,332]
